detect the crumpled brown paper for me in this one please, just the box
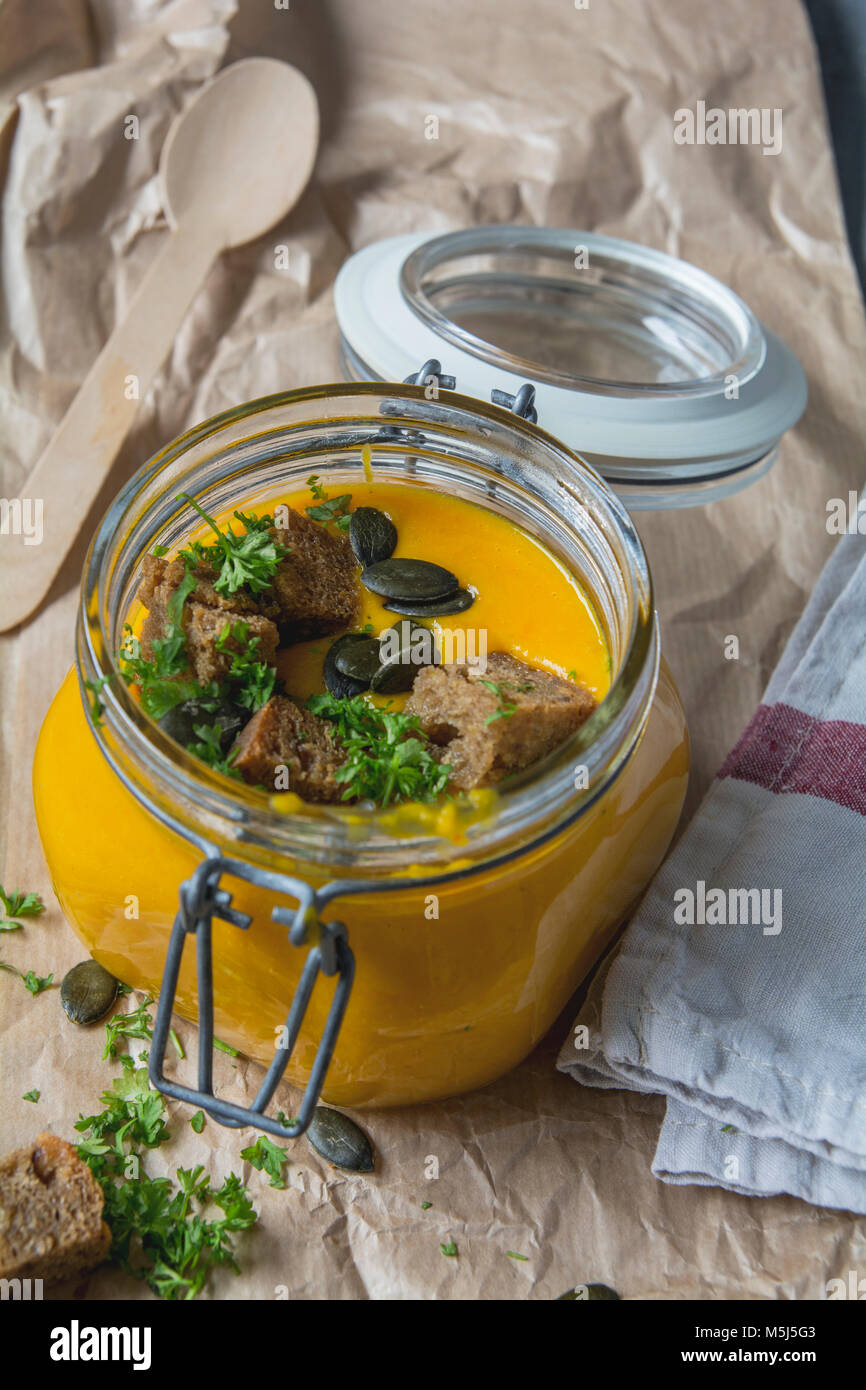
[1,0,864,1300]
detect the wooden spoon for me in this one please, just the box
[0,58,318,631]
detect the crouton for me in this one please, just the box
[0,1134,111,1286]
[138,554,279,686]
[181,604,279,686]
[405,652,596,790]
[233,695,346,801]
[265,509,359,641]
[138,553,261,618]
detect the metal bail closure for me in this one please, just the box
[490,383,538,424]
[148,855,355,1140]
[403,358,456,390]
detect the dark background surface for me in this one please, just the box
[807,0,866,299]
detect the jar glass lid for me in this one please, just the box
[334,225,807,510]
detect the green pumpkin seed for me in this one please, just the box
[557,1283,620,1301]
[370,660,416,694]
[159,695,245,749]
[349,507,398,568]
[61,960,119,1025]
[306,1106,374,1172]
[371,619,436,693]
[383,587,475,617]
[334,636,382,684]
[324,634,368,699]
[362,558,459,602]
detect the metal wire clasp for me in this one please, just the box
[148,856,355,1139]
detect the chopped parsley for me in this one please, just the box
[215,619,277,711]
[177,495,287,597]
[119,626,200,721]
[22,1088,40,1103]
[23,969,54,995]
[0,962,55,994]
[240,1135,291,1189]
[83,675,113,724]
[305,475,352,531]
[420,1201,433,1210]
[120,600,277,780]
[102,994,183,1061]
[188,721,241,779]
[440,1240,458,1257]
[307,694,451,806]
[76,1054,170,1157]
[76,1054,258,1300]
[0,885,45,927]
[103,996,155,1060]
[506,1250,528,1261]
[190,1110,205,1134]
[480,678,533,725]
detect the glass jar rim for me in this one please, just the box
[399,225,766,398]
[77,382,659,879]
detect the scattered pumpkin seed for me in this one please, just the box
[305,1106,374,1172]
[60,960,119,1026]
[362,557,459,602]
[557,1283,620,1301]
[334,636,382,684]
[349,507,398,568]
[324,634,369,699]
[383,587,475,617]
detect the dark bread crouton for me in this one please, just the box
[138,553,261,618]
[265,509,359,641]
[405,652,596,790]
[138,553,279,686]
[137,505,359,674]
[233,695,345,800]
[0,1133,111,1286]
[182,603,279,685]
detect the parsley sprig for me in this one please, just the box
[177,494,286,596]
[307,694,451,806]
[0,885,45,929]
[240,1135,291,1189]
[103,994,182,1061]
[0,962,55,993]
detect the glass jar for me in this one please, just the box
[33,384,688,1129]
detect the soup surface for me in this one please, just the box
[270,480,611,705]
[122,474,611,808]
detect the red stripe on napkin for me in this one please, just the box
[719,702,866,816]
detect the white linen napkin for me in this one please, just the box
[558,502,866,1212]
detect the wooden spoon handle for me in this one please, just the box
[0,220,218,631]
